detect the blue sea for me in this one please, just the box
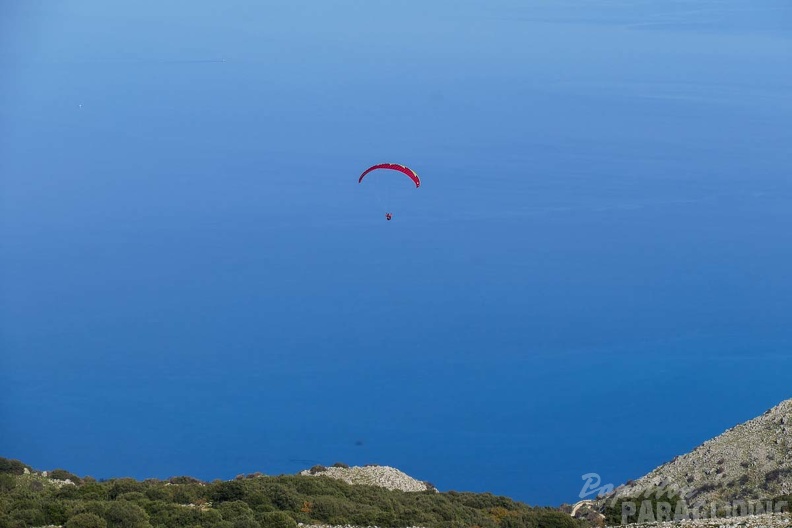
[1,0,791,505]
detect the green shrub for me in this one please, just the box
[42,497,69,525]
[534,509,579,528]
[260,484,300,511]
[66,512,108,528]
[108,478,145,500]
[290,476,344,497]
[69,500,108,519]
[0,459,28,476]
[143,485,171,502]
[311,496,346,522]
[209,481,247,503]
[257,511,296,528]
[11,508,47,527]
[168,476,202,485]
[170,484,203,505]
[0,476,14,493]
[117,492,147,504]
[233,519,261,528]
[50,469,83,484]
[104,501,151,528]
[218,500,255,522]
[76,483,110,501]
[55,484,80,500]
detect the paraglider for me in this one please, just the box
[358,163,420,220]
[358,163,421,188]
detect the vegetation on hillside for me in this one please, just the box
[0,457,581,528]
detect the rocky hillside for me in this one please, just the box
[618,511,791,528]
[607,398,792,505]
[299,464,434,492]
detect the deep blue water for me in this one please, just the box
[1,0,792,506]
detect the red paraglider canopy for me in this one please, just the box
[358,163,420,188]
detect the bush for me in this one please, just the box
[311,496,345,522]
[534,509,579,528]
[257,511,296,528]
[766,468,792,483]
[233,519,261,528]
[108,478,145,499]
[308,465,326,474]
[143,485,171,502]
[117,492,148,503]
[50,469,83,484]
[0,475,15,493]
[104,501,151,528]
[0,458,28,476]
[171,484,202,505]
[290,477,344,497]
[260,484,300,511]
[66,513,107,528]
[168,476,202,485]
[42,498,69,525]
[331,462,350,469]
[11,508,47,527]
[209,481,247,503]
[76,483,110,501]
[217,500,255,522]
[70,500,108,519]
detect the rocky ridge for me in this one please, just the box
[299,465,433,492]
[612,512,791,528]
[606,398,792,506]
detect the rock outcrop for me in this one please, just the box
[299,465,434,492]
[606,398,792,506]
[617,512,791,528]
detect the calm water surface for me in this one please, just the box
[1,0,791,505]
